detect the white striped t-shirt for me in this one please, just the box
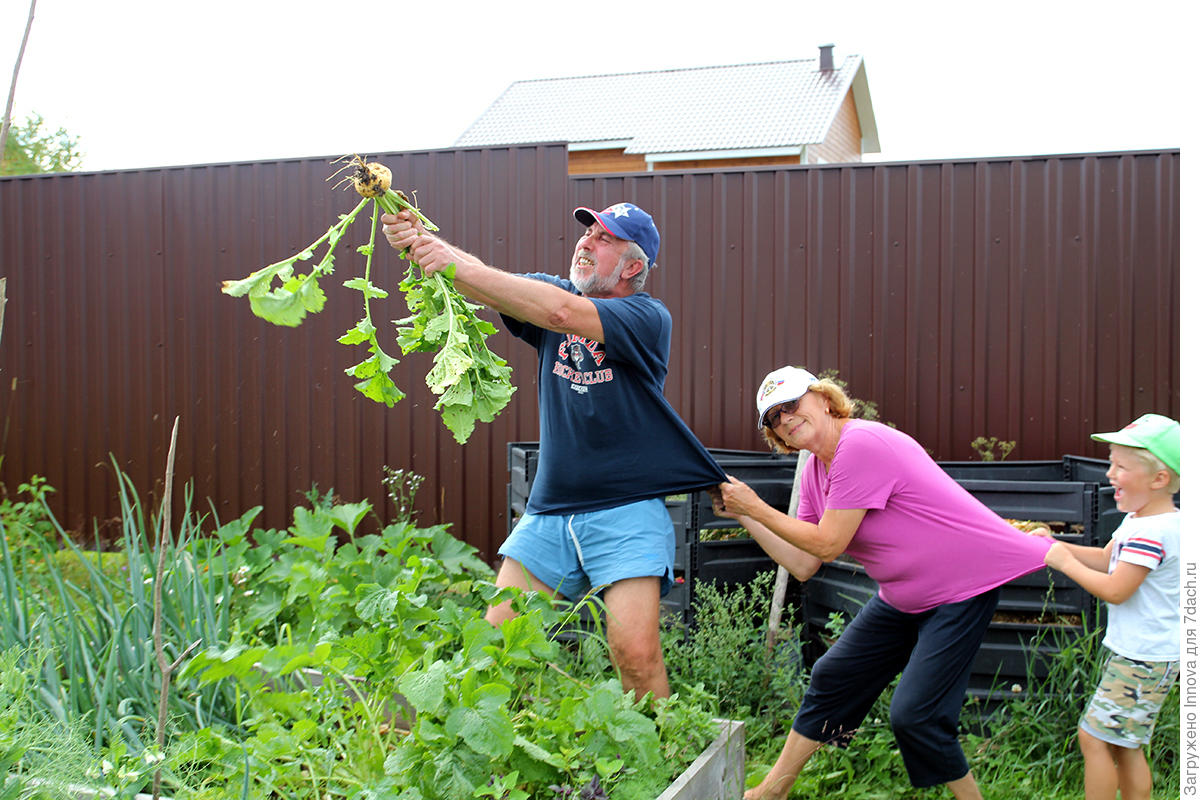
[1104,510,1180,661]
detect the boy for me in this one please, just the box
[1044,413,1180,800]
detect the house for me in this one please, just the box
[455,45,880,175]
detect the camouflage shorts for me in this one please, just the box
[1079,652,1179,748]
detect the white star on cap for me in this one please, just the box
[608,204,632,218]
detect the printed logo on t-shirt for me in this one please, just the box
[554,334,613,392]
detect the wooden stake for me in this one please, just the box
[152,416,200,800]
[765,450,810,656]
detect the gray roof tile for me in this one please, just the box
[456,56,865,154]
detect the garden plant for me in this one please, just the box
[0,468,719,799]
[677,574,1180,799]
[0,469,1182,798]
[220,160,516,444]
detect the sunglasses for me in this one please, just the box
[765,398,801,428]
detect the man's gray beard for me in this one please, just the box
[571,264,621,296]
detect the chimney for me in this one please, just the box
[819,43,834,72]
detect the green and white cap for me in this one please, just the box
[1091,413,1180,476]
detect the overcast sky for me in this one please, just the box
[3,0,1192,434]
[0,0,1189,172]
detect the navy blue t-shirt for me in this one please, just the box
[503,274,726,514]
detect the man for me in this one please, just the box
[382,202,725,701]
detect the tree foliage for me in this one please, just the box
[1,113,81,175]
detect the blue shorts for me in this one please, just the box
[498,499,675,601]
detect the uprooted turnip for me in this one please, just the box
[350,159,393,198]
[221,155,515,443]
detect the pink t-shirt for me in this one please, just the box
[796,420,1053,613]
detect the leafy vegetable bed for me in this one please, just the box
[0,472,722,799]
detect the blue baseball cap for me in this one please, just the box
[573,203,660,268]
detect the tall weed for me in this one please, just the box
[662,572,808,753]
[737,607,1181,798]
[0,646,97,795]
[969,620,1180,798]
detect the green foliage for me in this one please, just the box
[0,647,96,795]
[340,199,407,407]
[3,469,721,798]
[815,369,888,424]
[663,572,807,754]
[394,262,516,444]
[0,475,56,554]
[971,436,1017,461]
[14,466,1177,799]
[0,463,240,762]
[178,513,716,798]
[382,465,424,527]
[218,491,492,650]
[220,199,364,329]
[222,175,516,441]
[965,625,1104,790]
[374,189,516,444]
[740,610,1181,798]
[966,621,1179,799]
[0,113,82,175]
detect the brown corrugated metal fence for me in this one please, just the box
[0,147,1179,560]
[576,152,1180,459]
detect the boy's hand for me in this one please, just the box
[1044,541,1071,571]
[1027,525,1053,537]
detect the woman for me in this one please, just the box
[717,366,1053,800]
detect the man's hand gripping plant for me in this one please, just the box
[221,156,515,443]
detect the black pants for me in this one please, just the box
[793,588,1000,788]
